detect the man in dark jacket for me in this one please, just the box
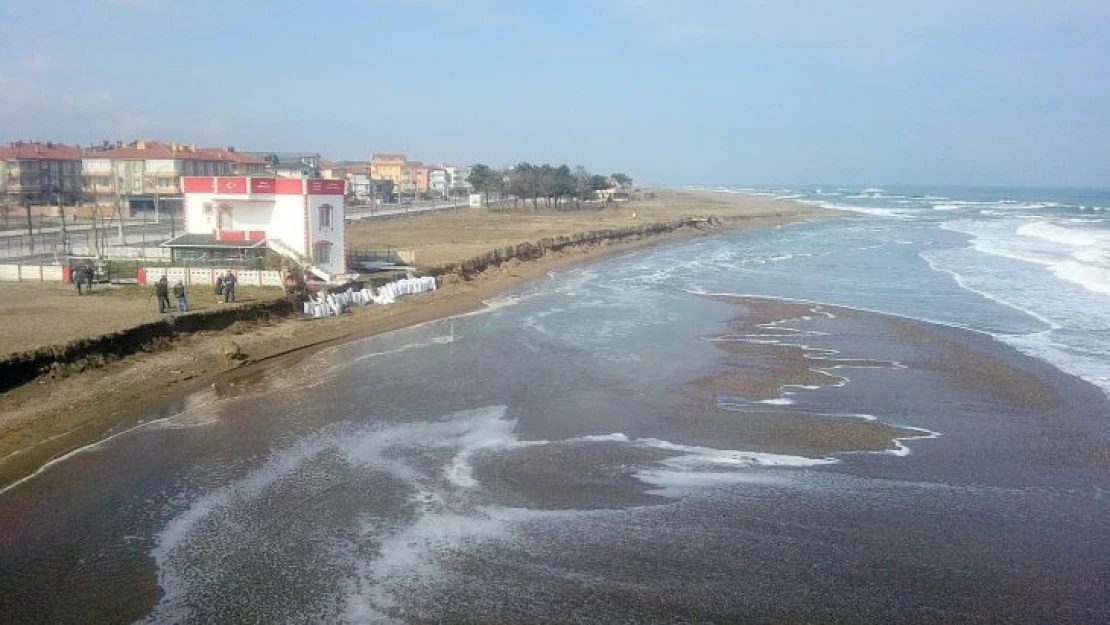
[84,266,94,293]
[172,280,188,312]
[154,275,171,313]
[222,271,237,303]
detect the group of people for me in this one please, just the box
[74,266,96,295]
[153,275,189,313]
[152,270,237,314]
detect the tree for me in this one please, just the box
[589,175,610,191]
[511,162,540,209]
[553,165,574,208]
[467,164,496,203]
[573,166,592,209]
[537,164,556,207]
[611,173,633,188]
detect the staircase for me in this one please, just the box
[267,238,331,282]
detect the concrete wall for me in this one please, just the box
[271,194,307,258]
[0,264,66,282]
[141,266,283,287]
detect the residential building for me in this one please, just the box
[370,153,406,190]
[428,168,449,196]
[210,148,267,175]
[348,173,371,200]
[165,176,346,278]
[414,162,430,194]
[81,140,253,213]
[0,141,83,205]
[441,164,472,195]
[242,152,322,178]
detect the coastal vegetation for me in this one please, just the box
[468,163,633,209]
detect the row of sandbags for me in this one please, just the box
[369,276,438,305]
[301,277,438,317]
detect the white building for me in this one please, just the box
[164,175,346,280]
[428,168,449,196]
[346,173,371,200]
[445,164,472,194]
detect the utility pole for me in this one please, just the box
[25,202,33,253]
[57,190,68,257]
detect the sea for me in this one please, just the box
[1,186,1108,623]
[716,185,1110,396]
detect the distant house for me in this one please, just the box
[242,152,322,178]
[428,168,449,196]
[0,141,83,205]
[370,153,406,192]
[348,173,372,200]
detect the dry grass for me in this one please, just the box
[0,282,283,356]
[346,189,815,268]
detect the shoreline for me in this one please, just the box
[0,193,834,488]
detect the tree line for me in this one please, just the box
[468,163,633,209]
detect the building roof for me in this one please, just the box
[0,141,82,160]
[371,153,407,162]
[161,233,269,249]
[241,151,320,166]
[200,147,267,165]
[84,140,254,162]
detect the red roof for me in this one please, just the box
[85,141,259,162]
[0,142,82,160]
[199,147,267,165]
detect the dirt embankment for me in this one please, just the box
[431,217,720,279]
[1,216,722,392]
[0,300,295,393]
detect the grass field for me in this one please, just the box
[0,282,283,355]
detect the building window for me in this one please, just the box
[313,241,332,264]
[318,204,333,229]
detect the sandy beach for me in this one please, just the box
[0,190,831,488]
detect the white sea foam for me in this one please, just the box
[928,217,1110,396]
[148,404,889,621]
[1018,221,1110,248]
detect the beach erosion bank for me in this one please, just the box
[0,190,832,488]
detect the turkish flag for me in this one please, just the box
[218,177,247,194]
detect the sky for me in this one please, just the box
[1,0,1108,187]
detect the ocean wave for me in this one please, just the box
[1017,221,1110,249]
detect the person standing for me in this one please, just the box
[172,279,188,312]
[214,274,225,303]
[154,275,171,313]
[222,270,237,303]
[84,266,95,293]
[75,265,84,295]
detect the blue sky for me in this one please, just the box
[1,0,1108,186]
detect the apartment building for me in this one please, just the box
[0,141,83,205]
[81,140,264,213]
[370,153,406,191]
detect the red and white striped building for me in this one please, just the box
[163,176,346,278]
